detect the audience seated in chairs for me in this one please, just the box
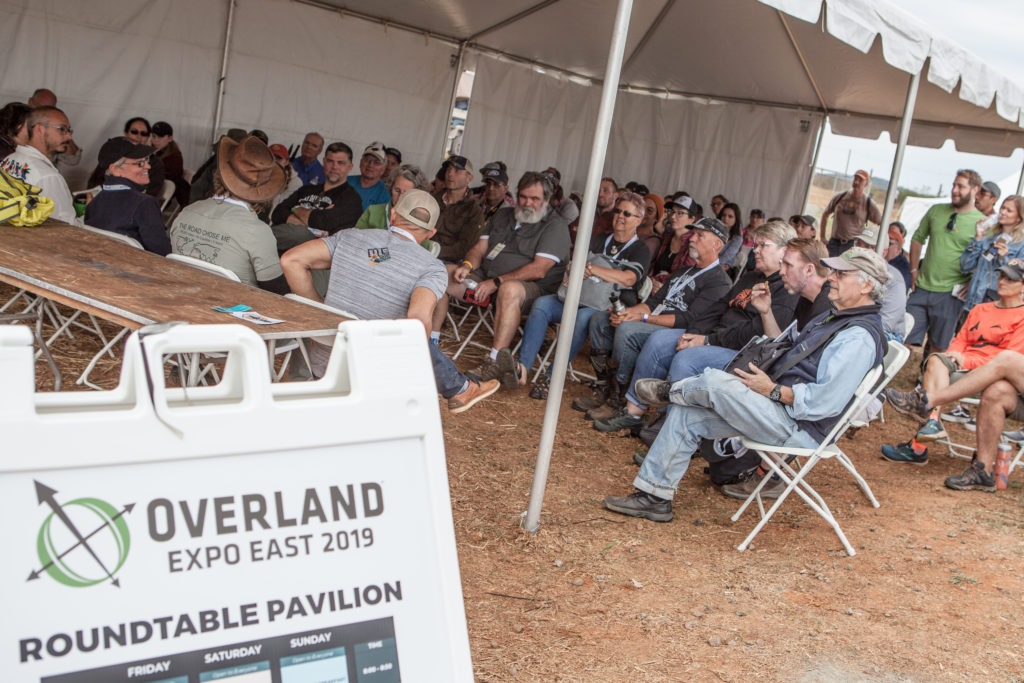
[170,135,289,293]
[84,137,170,255]
[87,116,165,198]
[882,259,1024,465]
[603,247,889,521]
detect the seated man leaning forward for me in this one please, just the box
[280,189,499,414]
[880,259,1024,465]
[431,171,571,386]
[603,247,888,522]
[170,135,289,293]
[892,350,1024,491]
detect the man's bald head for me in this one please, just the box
[28,88,57,108]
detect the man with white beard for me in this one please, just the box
[431,171,571,386]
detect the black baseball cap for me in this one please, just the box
[98,137,154,170]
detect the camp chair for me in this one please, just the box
[158,179,176,212]
[933,396,1024,477]
[731,340,910,557]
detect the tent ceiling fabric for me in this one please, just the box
[322,0,1024,153]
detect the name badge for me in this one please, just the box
[486,242,506,261]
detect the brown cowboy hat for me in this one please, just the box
[217,135,286,203]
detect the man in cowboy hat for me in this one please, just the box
[170,135,289,293]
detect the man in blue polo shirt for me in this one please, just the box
[291,132,325,186]
[347,141,391,211]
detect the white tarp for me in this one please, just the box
[465,53,823,212]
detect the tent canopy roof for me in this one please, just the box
[306,0,1024,154]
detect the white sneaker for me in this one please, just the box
[941,404,971,423]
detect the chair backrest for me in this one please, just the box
[166,253,242,282]
[820,340,909,447]
[159,179,176,211]
[903,311,914,340]
[424,239,441,258]
[879,340,910,389]
[78,224,144,250]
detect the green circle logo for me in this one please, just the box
[34,496,131,588]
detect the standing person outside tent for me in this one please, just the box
[819,169,882,257]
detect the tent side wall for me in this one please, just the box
[464,53,823,214]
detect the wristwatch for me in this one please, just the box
[493,276,503,287]
[641,313,649,323]
[769,385,782,402]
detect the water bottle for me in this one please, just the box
[983,233,1010,262]
[994,440,1013,490]
[609,292,626,314]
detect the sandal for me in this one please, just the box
[528,373,550,400]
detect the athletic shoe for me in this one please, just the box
[880,440,928,465]
[603,491,673,522]
[884,387,930,420]
[592,409,643,432]
[964,417,978,433]
[447,379,500,414]
[941,403,971,423]
[468,356,502,382]
[720,471,786,501]
[944,460,996,492]
[496,348,523,389]
[915,418,947,442]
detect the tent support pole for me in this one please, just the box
[442,42,468,160]
[879,71,920,254]
[211,0,237,145]
[801,114,827,211]
[523,0,634,534]
[1017,155,1024,196]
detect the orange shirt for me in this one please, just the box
[947,302,1024,370]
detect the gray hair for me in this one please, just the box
[389,163,429,191]
[856,270,886,303]
[753,219,797,247]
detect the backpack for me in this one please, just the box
[0,169,54,226]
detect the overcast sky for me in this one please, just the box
[816,0,1024,195]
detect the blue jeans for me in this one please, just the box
[430,344,468,399]
[518,294,600,373]
[668,344,738,382]
[632,369,819,500]
[623,327,685,407]
[589,314,666,385]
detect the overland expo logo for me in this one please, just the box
[28,481,134,588]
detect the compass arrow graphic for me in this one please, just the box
[28,502,135,583]
[34,481,121,587]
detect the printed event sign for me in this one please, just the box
[0,322,473,682]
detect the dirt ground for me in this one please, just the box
[11,289,1023,683]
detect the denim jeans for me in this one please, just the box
[518,294,601,374]
[430,344,468,399]
[632,369,818,500]
[588,314,666,384]
[626,338,736,407]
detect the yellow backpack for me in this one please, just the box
[0,168,55,226]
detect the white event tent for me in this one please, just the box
[4,0,1024,530]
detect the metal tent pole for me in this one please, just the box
[211,0,237,145]
[523,0,635,534]
[442,42,468,160]
[1016,154,1024,196]
[802,114,827,212]
[878,71,920,255]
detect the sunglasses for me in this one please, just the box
[129,128,150,136]
[612,208,641,218]
[945,212,958,232]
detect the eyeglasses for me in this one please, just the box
[120,158,151,168]
[829,268,859,278]
[612,208,641,218]
[39,123,73,135]
[667,209,690,218]
[129,128,150,136]
[945,212,958,232]
[752,241,778,250]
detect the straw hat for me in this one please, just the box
[216,135,286,203]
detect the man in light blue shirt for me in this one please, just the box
[291,132,324,186]
[603,247,888,522]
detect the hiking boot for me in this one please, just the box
[496,348,523,389]
[592,408,643,433]
[944,460,996,492]
[915,418,947,442]
[880,440,928,465]
[468,356,502,382]
[586,402,618,421]
[941,403,971,423]
[884,387,930,420]
[721,471,786,501]
[572,384,608,412]
[634,378,671,407]
[603,491,673,522]
[528,373,550,400]
[589,353,609,376]
[447,379,500,414]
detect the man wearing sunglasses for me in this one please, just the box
[906,169,985,354]
[0,106,78,224]
[86,116,166,198]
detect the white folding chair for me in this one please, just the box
[731,341,910,556]
[158,179,176,211]
[166,252,241,281]
[79,224,145,250]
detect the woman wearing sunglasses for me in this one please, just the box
[516,191,652,399]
